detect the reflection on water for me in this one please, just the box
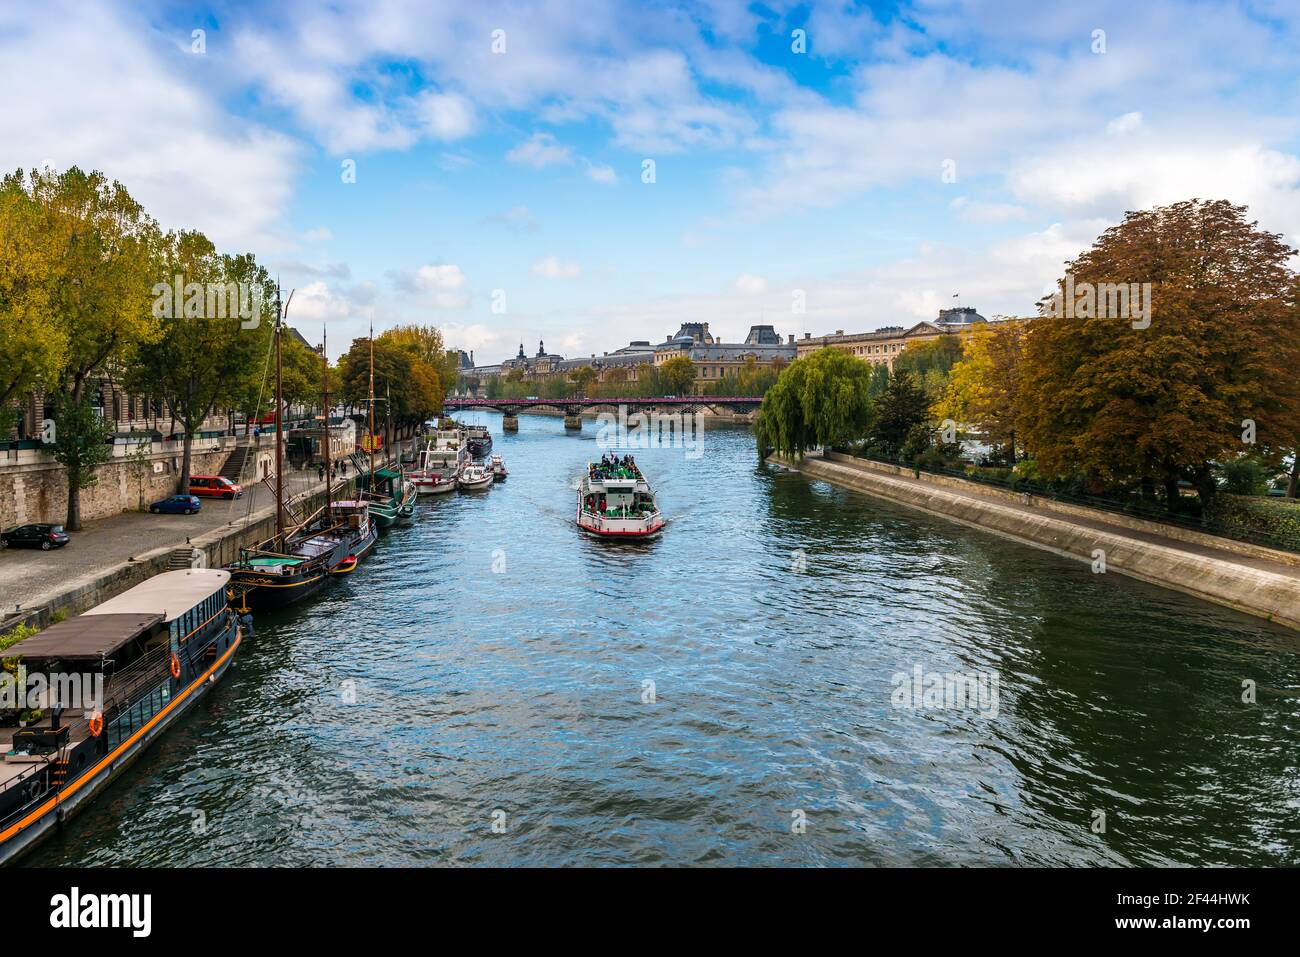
[26,413,1300,866]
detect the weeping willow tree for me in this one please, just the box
[754,347,875,459]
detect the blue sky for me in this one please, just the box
[2,0,1299,361]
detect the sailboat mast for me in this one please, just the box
[274,287,285,545]
[368,322,376,483]
[322,325,333,520]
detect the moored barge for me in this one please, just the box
[0,569,241,865]
[465,424,492,458]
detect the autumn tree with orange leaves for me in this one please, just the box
[1016,199,1300,507]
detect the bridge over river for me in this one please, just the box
[443,395,761,430]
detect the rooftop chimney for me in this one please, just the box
[787,334,794,344]
[835,329,844,336]
[803,332,811,339]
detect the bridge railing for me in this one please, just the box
[445,396,762,407]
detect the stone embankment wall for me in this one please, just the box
[1,443,226,528]
[776,452,1300,633]
[0,481,354,634]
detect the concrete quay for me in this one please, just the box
[774,450,1300,633]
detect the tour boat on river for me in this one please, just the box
[489,454,508,481]
[577,458,665,537]
[0,569,242,865]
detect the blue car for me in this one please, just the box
[149,495,202,515]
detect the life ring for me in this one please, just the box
[170,653,181,679]
[88,712,104,737]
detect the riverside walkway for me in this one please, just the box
[0,470,328,617]
[780,450,1300,633]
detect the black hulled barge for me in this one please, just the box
[0,569,241,865]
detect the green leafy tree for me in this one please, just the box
[49,395,113,529]
[281,333,323,411]
[23,167,162,525]
[0,173,67,430]
[868,369,931,459]
[754,347,875,458]
[379,324,457,414]
[340,336,443,434]
[934,322,1027,463]
[893,335,963,403]
[569,365,598,396]
[29,167,162,403]
[658,355,696,396]
[128,234,274,493]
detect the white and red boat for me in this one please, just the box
[576,458,664,538]
[411,439,465,495]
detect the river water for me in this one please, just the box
[27,412,1300,866]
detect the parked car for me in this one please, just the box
[187,476,242,499]
[1,523,70,550]
[150,495,202,515]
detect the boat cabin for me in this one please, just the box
[0,570,237,839]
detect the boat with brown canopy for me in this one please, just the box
[0,568,241,865]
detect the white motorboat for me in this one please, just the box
[457,463,493,491]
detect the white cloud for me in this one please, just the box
[1009,141,1300,236]
[411,264,466,291]
[417,91,476,140]
[291,281,354,323]
[734,273,769,295]
[0,2,300,252]
[532,256,581,279]
[1106,111,1144,135]
[437,322,499,351]
[507,133,572,168]
[274,260,352,279]
[389,264,469,307]
[950,197,1030,223]
[585,162,618,185]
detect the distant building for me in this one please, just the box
[286,325,325,359]
[654,324,796,390]
[934,306,988,331]
[743,324,783,345]
[796,307,990,370]
[459,323,797,395]
[501,340,564,375]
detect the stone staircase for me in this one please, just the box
[166,546,196,570]
[219,443,250,483]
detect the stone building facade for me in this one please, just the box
[462,323,797,395]
[795,308,990,370]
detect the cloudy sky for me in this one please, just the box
[2,0,1298,361]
